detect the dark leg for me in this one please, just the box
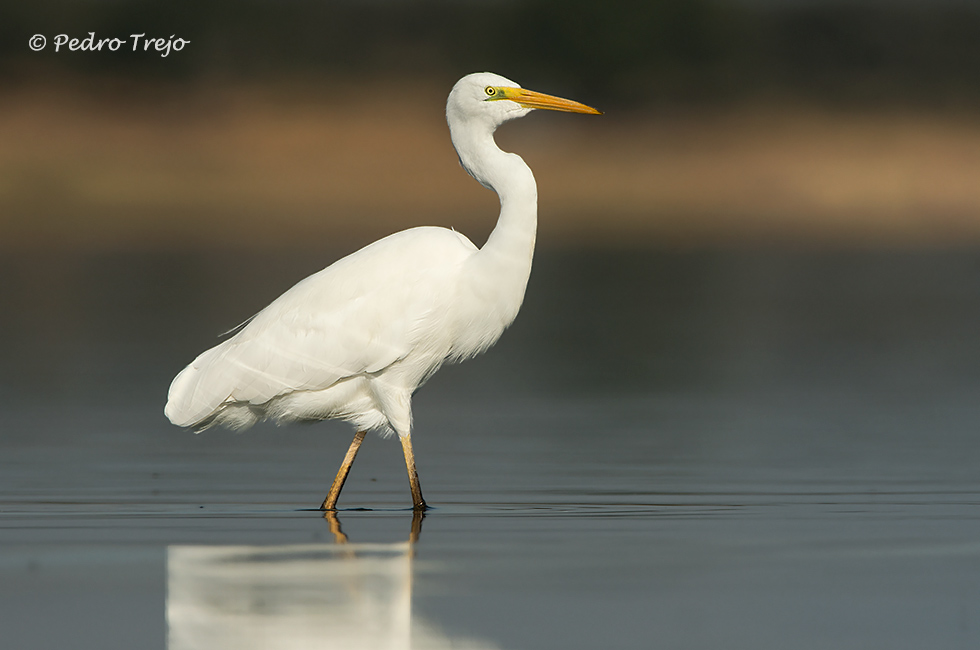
[399,433,427,511]
[320,430,367,510]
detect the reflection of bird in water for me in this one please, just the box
[164,72,600,510]
[325,510,424,546]
[166,513,499,650]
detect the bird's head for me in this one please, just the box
[447,72,600,134]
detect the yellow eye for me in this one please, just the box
[485,86,496,97]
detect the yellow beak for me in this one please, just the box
[495,86,602,115]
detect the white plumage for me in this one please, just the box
[165,72,600,510]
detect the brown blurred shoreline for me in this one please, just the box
[4,80,980,252]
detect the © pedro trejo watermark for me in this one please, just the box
[29,33,190,57]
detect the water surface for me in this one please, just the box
[2,247,980,649]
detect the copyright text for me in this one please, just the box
[29,33,191,57]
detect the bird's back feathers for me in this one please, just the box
[164,226,477,430]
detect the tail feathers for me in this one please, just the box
[165,344,250,430]
[186,403,262,432]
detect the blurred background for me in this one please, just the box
[4,0,980,250]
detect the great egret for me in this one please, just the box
[165,72,600,510]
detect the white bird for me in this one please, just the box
[164,72,600,511]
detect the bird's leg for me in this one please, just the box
[399,433,427,511]
[320,430,367,511]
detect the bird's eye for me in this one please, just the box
[485,86,496,97]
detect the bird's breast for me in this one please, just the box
[442,251,532,363]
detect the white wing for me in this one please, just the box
[165,227,477,428]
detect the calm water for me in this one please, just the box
[2,246,980,649]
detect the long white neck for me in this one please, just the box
[450,120,538,339]
[453,122,538,253]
